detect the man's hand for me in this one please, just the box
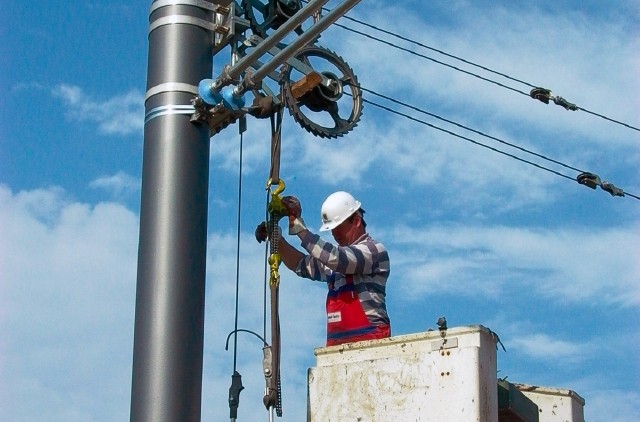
[282,196,301,218]
[281,196,307,235]
[255,221,283,243]
[255,221,268,243]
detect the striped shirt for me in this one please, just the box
[294,231,390,326]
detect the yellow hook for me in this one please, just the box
[266,179,287,219]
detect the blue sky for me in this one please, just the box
[1,1,639,421]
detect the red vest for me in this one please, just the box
[325,276,390,346]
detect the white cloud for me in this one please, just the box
[0,185,139,422]
[52,84,143,135]
[581,389,640,422]
[509,332,586,362]
[89,171,140,198]
[386,223,640,306]
[180,2,640,218]
[0,184,327,421]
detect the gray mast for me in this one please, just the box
[130,1,214,421]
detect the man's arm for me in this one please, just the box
[278,231,306,271]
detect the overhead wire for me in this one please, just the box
[289,2,638,198]
[315,5,639,200]
[332,21,531,98]
[361,96,575,182]
[356,89,640,201]
[358,86,583,174]
[339,14,535,90]
[328,7,640,132]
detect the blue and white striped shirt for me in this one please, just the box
[294,231,390,326]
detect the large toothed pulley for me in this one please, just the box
[283,46,363,139]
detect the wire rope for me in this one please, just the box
[318,5,640,132]
[361,96,640,200]
[339,15,535,89]
[362,97,575,181]
[333,21,531,98]
[359,86,584,174]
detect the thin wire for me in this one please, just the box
[361,97,575,181]
[359,86,584,173]
[332,21,530,98]
[340,14,535,88]
[576,107,640,132]
[232,130,245,372]
[362,96,640,200]
[328,9,640,132]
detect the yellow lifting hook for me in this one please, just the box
[266,178,287,287]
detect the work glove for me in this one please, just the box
[281,196,307,235]
[254,221,281,243]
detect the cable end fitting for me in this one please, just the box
[577,172,625,197]
[530,87,552,104]
[601,181,625,197]
[553,96,578,111]
[577,172,600,189]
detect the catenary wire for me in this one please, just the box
[339,14,535,89]
[273,3,640,199]
[332,21,530,98]
[358,85,584,174]
[322,6,640,132]
[361,96,575,181]
[359,95,640,201]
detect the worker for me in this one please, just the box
[256,191,390,346]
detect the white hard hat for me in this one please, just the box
[319,191,362,231]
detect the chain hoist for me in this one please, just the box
[263,178,287,418]
[261,79,288,419]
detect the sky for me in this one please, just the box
[1,0,639,421]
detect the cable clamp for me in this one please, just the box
[577,172,600,189]
[530,87,577,111]
[228,371,244,420]
[577,172,624,197]
[262,346,276,408]
[552,96,578,111]
[601,181,624,197]
[530,87,552,104]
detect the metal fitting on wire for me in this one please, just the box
[577,172,624,197]
[530,87,577,111]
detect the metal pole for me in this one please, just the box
[130,1,214,421]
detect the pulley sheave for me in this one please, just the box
[242,0,304,38]
[283,46,363,138]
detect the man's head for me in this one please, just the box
[319,191,367,246]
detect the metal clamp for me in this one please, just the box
[149,14,222,34]
[145,104,196,124]
[531,87,577,111]
[577,172,624,197]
